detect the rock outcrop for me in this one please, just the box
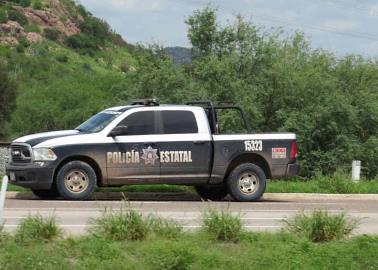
[13,5,80,36]
[0,0,82,46]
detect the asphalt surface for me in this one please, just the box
[2,194,378,235]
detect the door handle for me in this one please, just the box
[193,140,206,145]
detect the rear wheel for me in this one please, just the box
[56,161,97,200]
[195,185,228,201]
[227,163,266,202]
[31,188,59,199]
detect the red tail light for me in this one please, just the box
[290,140,298,160]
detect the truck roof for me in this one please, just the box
[105,104,195,112]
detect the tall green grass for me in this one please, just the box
[147,215,183,239]
[89,205,183,241]
[283,209,360,242]
[0,233,377,269]
[14,214,62,243]
[202,209,244,242]
[267,172,378,193]
[89,206,148,241]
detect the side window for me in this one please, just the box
[118,111,157,135]
[161,110,198,134]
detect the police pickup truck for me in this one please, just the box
[6,100,299,201]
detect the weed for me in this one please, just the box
[202,209,244,242]
[283,209,359,242]
[146,241,195,270]
[14,214,62,243]
[89,206,148,241]
[147,215,183,239]
[316,171,356,193]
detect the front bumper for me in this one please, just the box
[5,162,55,190]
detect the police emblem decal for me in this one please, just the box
[141,146,159,165]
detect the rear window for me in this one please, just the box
[161,111,198,134]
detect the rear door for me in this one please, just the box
[157,108,212,184]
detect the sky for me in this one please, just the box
[80,0,378,58]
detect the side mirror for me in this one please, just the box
[109,125,128,137]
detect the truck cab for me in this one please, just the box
[6,100,299,201]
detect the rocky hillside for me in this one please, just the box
[0,0,138,140]
[0,0,127,49]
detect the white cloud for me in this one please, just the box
[81,0,165,12]
[368,4,378,16]
[321,19,359,31]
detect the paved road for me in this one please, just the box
[2,195,378,235]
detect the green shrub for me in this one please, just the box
[80,16,111,41]
[120,60,130,73]
[65,33,97,50]
[31,0,43,9]
[202,209,244,242]
[44,28,61,41]
[283,209,359,242]
[8,9,28,26]
[147,242,195,270]
[89,206,148,241]
[15,214,62,243]
[16,36,30,53]
[0,63,17,139]
[147,215,183,239]
[24,23,40,33]
[0,9,8,23]
[317,171,356,193]
[56,54,69,63]
[9,0,31,7]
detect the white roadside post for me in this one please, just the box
[352,160,361,183]
[0,175,8,224]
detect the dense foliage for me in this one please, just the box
[0,4,377,179]
[115,8,378,178]
[0,63,17,139]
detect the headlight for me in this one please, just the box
[33,148,57,161]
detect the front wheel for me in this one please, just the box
[56,161,97,200]
[227,163,266,202]
[195,185,228,201]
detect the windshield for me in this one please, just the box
[76,111,121,133]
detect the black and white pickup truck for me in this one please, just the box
[6,100,299,201]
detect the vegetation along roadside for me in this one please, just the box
[0,207,376,270]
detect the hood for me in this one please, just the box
[13,130,81,147]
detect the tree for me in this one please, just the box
[185,6,218,58]
[0,64,17,139]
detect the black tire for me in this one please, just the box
[227,163,266,202]
[56,161,97,200]
[195,185,228,201]
[31,188,60,200]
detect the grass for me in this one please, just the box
[146,215,183,239]
[97,184,191,193]
[0,232,376,269]
[14,214,62,243]
[267,178,378,193]
[202,208,244,242]
[89,205,183,241]
[0,209,375,269]
[89,206,148,241]
[283,209,360,242]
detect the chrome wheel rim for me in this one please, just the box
[64,170,89,194]
[238,172,259,195]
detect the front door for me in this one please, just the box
[106,110,161,184]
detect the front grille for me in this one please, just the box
[11,144,32,163]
